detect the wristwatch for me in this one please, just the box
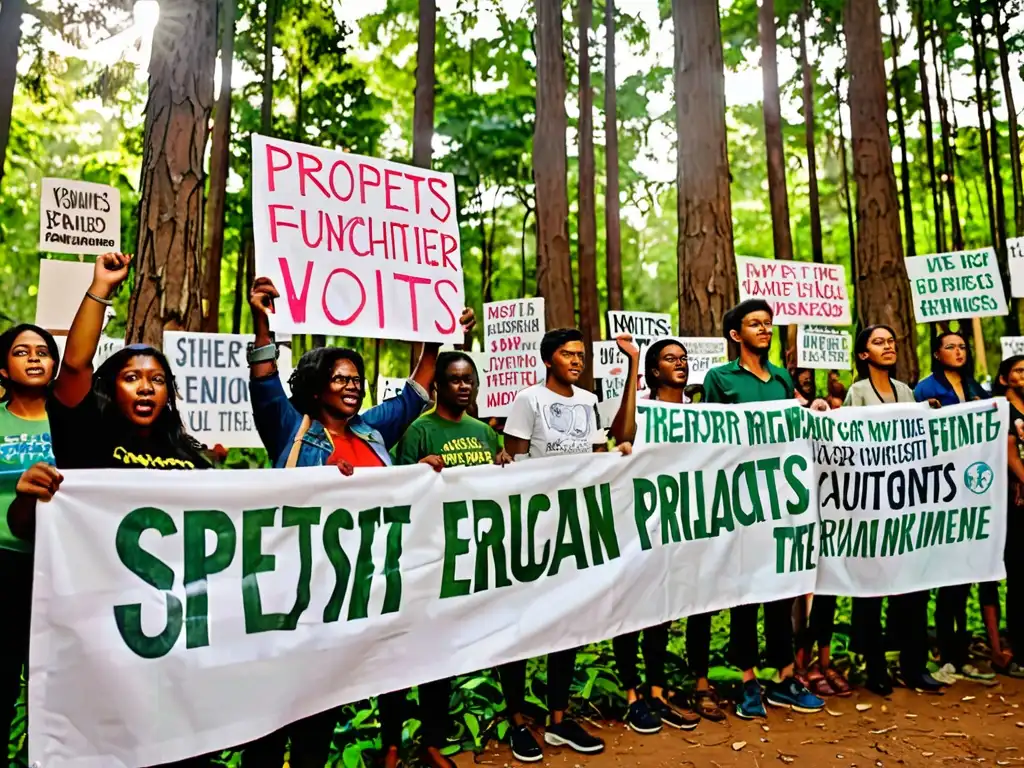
[246,341,279,365]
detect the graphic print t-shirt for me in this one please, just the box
[0,403,53,552]
[504,383,601,458]
[47,391,201,470]
[393,411,500,467]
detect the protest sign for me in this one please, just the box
[30,401,1005,768]
[736,256,851,325]
[905,248,1007,323]
[606,310,672,346]
[39,178,120,256]
[478,298,544,417]
[34,258,96,331]
[1002,337,1024,359]
[53,334,123,369]
[671,337,728,385]
[797,326,852,370]
[1009,237,1024,298]
[375,375,406,404]
[251,135,464,343]
[164,332,292,448]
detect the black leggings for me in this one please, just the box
[796,595,837,657]
[686,612,712,679]
[936,584,971,668]
[378,679,451,749]
[241,708,341,768]
[0,549,31,760]
[499,648,577,715]
[852,591,929,678]
[612,623,669,691]
[730,598,796,672]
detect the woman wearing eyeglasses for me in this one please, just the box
[845,325,943,695]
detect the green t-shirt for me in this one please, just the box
[393,411,500,467]
[703,359,795,405]
[0,402,54,552]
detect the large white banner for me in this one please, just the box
[251,135,464,343]
[30,401,1006,768]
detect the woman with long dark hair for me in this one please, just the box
[0,323,59,754]
[845,325,942,695]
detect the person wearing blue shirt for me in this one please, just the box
[914,330,995,685]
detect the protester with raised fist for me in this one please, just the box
[242,276,475,768]
[846,324,943,695]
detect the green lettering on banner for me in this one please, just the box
[685,471,711,539]
[732,462,764,527]
[757,457,784,520]
[773,528,792,574]
[114,507,183,659]
[632,479,656,551]
[348,507,381,620]
[657,475,681,544]
[976,506,991,540]
[382,506,409,613]
[241,507,279,633]
[472,500,512,592]
[440,502,471,598]
[929,509,946,547]
[284,506,322,624]
[783,455,810,516]
[710,471,735,536]
[819,518,836,557]
[898,512,916,555]
[549,489,587,575]
[322,508,354,622]
[512,494,551,581]
[881,517,899,557]
[957,507,977,542]
[183,509,236,649]
[583,484,620,565]
[928,409,1003,456]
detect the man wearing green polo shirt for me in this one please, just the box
[702,299,825,720]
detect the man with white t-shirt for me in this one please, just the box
[499,328,632,762]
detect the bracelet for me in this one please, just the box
[85,291,113,306]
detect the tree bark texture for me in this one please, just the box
[0,0,23,191]
[995,1,1024,237]
[933,19,963,250]
[969,0,998,253]
[604,0,623,312]
[127,0,217,346]
[534,0,575,329]
[836,75,856,275]
[577,0,599,390]
[887,0,915,257]
[759,0,794,264]
[844,0,917,382]
[798,0,823,265]
[201,0,236,333]
[673,0,736,337]
[914,0,945,253]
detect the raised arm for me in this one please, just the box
[249,277,280,379]
[52,252,132,408]
[608,335,640,445]
[410,308,476,392]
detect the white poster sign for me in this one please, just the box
[594,337,726,388]
[606,310,672,346]
[30,401,1005,768]
[1008,237,1024,298]
[797,326,852,370]
[478,298,545,417]
[34,259,96,331]
[53,334,123,369]
[164,332,293,449]
[375,375,406,404]
[251,135,464,343]
[736,256,851,326]
[905,248,1007,323]
[39,178,120,256]
[1002,337,1024,359]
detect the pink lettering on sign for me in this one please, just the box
[736,255,851,326]
[479,298,546,418]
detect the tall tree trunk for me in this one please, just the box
[534,0,575,329]
[887,0,915,257]
[408,0,436,369]
[799,0,823,265]
[604,0,623,312]
[261,0,277,137]
[969,0,998,253]
[933,20,963,250]
[836,74,857,278]
[0,0,23,191]
[914,0,945,253]
[231,233,249,334]
[201,0,236,334]
[673,0,736,337]
[127,0,217,345]
[844,0,917,383]
[995,1,1024,237]
[577,0,599,390]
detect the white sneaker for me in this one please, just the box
[932,663,958,685]
[958,663,996,681]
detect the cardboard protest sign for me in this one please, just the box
[39,178,120,256]
[797,326,852,370]
[1008,237,1024,298]
[164,332,293,448]
[34,259,96,331]
[905,248,1007,323]
[375,375,406,404]
[478,298,544,417]
[606,310,672,346]
[1001,337,1024,359]
[736,256,851,325]
[251,135,464,343]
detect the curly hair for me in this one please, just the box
[287,346,366,417]
[93,345,209,467]
[0,323,60,399]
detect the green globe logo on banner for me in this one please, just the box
[964,462,994,495]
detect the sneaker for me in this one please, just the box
[543,720,605,754]
[901,671,945,693]
[624,699,662,734]
[1008,661,1024,679]
[735,680,766,720]
[957,663,996,681]
[765,677,825,714]
[650,697,700,730]
[931,663,958,686]
[509,724,543,763]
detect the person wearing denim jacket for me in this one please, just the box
[241,276,475,768]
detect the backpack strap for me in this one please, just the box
[285,415,312,469]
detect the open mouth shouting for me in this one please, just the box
[133,399,157,418]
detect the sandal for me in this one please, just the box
[807,672,836,697]
[823,666,852,697]
[693,688,727,722]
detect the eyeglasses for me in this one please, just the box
[661,355,688,364]
[331,375,363,388]
[870,338,897,348]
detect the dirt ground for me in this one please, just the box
[455,678,1024,767]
